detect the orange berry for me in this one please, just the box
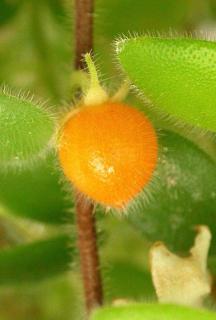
[58,102,158,208]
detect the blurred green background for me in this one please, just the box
[0,0,216,319]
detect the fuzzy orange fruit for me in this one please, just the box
[58,102,158,208]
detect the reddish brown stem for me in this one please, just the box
[74,0,103,316]
[75,192,103,313]
[75,0,94,69]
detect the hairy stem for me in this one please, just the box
[74,0,103,316]
[75,0,94,69]
[75,192,103,313]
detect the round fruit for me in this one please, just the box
[58,102,158,208]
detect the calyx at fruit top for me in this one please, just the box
[82,53,130,106]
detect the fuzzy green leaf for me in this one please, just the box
[0,92,55,167]
[118,37,216,132]
[127,130,216,255]
[0,154,72,224]
[91,304,216,320]
[0,235,73,285]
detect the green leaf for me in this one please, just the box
[96,0,196,39]
[0,1,71,103]
[208,256,216,276]
[0,91,55,167]
[48,0,67,21]
[0,0,21,25]
[0,276,81,320]
[91,304,216,320]
[127,130,216,255]
[0,235,73,285]
[104,262,155,302]
[0,154,72,224]
[209,0,216,18]
[95,0,204,77]
[117,36,216,132]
